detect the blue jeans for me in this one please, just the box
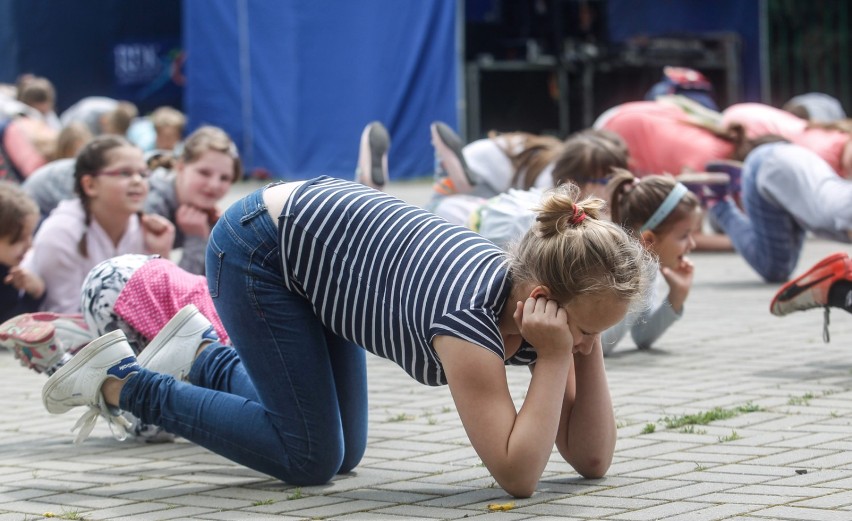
[120,185,369,485]
[710,143,805,282]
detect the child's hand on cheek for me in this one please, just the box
[661,257,694,313]
[176,204,212,238]
[513,297,573,360]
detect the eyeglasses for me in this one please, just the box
[95,168,151,180]
[572,176,612,186]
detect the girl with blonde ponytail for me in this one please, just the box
[44,176,655,498]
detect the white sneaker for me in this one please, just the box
[42,330,139,444]
[355,121,391,190]
[136,304,219,382]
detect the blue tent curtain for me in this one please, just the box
[184,0,458,180]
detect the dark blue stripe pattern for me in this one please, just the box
[277,177,535,385]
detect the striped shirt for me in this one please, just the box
[278,177,537,385]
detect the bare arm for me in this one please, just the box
[436,336,571,498]
[554,336,616,478]
[434,297,574,498]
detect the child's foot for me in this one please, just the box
[675,172,731,208]
[0,312,93,374]
[430,122,474,195]
[42,330,139,444]
[770,252,852,343]
[705,159,743,201]
[355,121,390,190]
[137,304,219,382]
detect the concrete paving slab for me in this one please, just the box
[1,178,851,520]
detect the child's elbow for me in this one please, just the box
[494,470,539,498]
[574,456,610,480]
[500,479,537,499]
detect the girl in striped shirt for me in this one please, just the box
[43,177,656,498]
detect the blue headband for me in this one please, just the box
[639,183,689,233]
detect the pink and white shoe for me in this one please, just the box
[0,312,93,374]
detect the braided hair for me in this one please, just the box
[73,135,135,257]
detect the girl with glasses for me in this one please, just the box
[21,126,241,275]
[20,135,174,313]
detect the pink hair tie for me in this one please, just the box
[569,204,586,226]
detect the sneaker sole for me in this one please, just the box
[358,122,390,188]
[42,330,127,414]
[0,315,55,346]
[431,122,474,191]
[675,172,730,184]
[770,252,851,315]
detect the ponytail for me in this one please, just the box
[508,182,656,306]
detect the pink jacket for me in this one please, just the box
[114,258,229,344]
[722,103,849,175]
[598,101,734,176]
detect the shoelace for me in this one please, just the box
[822,307,831,344]
[71,404,133,445]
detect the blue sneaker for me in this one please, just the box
[705,159,743,200]
[676,172,731,208]
[136,304,219,382]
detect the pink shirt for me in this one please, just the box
[114,258,229,345]
[599,101,734,176]
[3,118,51,177]
[722,103,849,175]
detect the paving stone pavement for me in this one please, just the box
[1,179,851,521]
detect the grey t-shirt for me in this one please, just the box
[144,168,208,275]
[22,158,76,220]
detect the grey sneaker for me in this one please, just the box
[42,330,139,444]
[430,122,474,195]
[136,304,219,382]
[355,121,390,189]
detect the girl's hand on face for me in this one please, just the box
[661,256,694,312]
[141,213,176,258]
[513,297,573,360]
[176,204,212,238]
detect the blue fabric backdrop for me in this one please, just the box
[184,0,458,180]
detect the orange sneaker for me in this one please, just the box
[770,253,852,316]
[770,252,852,342]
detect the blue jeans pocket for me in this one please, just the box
[206,235,225,299]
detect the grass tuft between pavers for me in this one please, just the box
[661,402,761,429]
